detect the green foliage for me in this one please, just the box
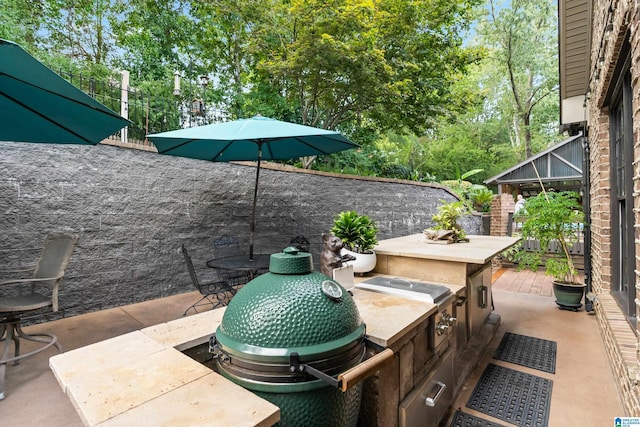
[421,116,520,183]
[467,186,494,212]
[331,211,379,254]
[429,200,468,241]
[499,241,524,263]
[111,0,193,81]
[312,145,437,182]
[441,168,483,192]
[0,1,45,47]
[475,0,559,158]
[1,0,558,189]
[439,168,494,212]
[254,0,482,135]
[513,191,584,283]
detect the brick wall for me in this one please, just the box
[587,0,640,415]
[0,142,482,322]
[489,194,516,236]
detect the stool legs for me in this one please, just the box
[0,318,61,400]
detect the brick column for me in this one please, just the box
[490,194,516,236]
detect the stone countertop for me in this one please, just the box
[50,308,281,427]
[50,281,438,426]
[374,234,520,265]
[351,287,437,348]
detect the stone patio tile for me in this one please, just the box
[140,307,226,350]
[96,372,280,427]
[50,332,212,425]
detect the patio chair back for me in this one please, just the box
[33,233,79,292]
[180,244,237,315]
[213,235,243,258]
[0,232,79,400]
[290,235,310,252]
[181,244,205,292]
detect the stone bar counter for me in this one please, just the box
[49,288,438,426]
[356,233,520,427]
[373,234,519,340]
[373,234,520,285]
[49,235,518,427]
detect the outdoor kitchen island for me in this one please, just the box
[356,233,520,427]
[372,234,520,343]
[49,283,447,426]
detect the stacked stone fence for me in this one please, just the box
[0,142,483,323]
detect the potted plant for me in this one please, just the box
[513,190,586,310]
[424,200,470,243]
[330,210,379,274]
[467,186,494,213]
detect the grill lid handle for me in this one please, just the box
[337,348,394,392]
[289,348,394,392]
[289,352,339,388]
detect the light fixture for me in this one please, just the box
[173,71,181,96]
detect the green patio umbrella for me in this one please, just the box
[147,115,359,259]
[0,39,129,144]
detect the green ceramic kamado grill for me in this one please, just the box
[211,247,392,426]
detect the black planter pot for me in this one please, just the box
[552,281,586,311]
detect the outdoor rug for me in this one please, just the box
[466,363,553,427]
[493,332,557,374]
[449,409,507,427]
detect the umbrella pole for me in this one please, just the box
[249,144,262,260]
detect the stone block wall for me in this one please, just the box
[0,142,482,322]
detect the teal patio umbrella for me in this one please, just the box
[147,115,358,259]
[0,39,129,144]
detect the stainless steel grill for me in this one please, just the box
[355,277,456,349]
[355,277,451,305]
[356,276,457,427]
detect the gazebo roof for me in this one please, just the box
[485,133,584,188]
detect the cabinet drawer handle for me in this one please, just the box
[424,381,446,407]
[478,285,487,308]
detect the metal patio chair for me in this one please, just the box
[181,244,238,316]
[0,232,79,400]
[213,235,243,258]
[212,235,252,285]
[290,235,310,252]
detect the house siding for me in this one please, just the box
[559,0,591,98]
[586,0,640,416]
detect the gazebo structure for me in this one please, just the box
[483,133,588,268]
[484,131,589,297]
[484,133,586,196]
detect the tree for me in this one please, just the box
[0,1,46,47]
[415,59,519,183]
[34,0,124,65]
[476,0,559,158]
[253,0,482,135]
[110,0,194,81]
[190,0,270,119]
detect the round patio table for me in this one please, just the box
[206,254,271,280]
